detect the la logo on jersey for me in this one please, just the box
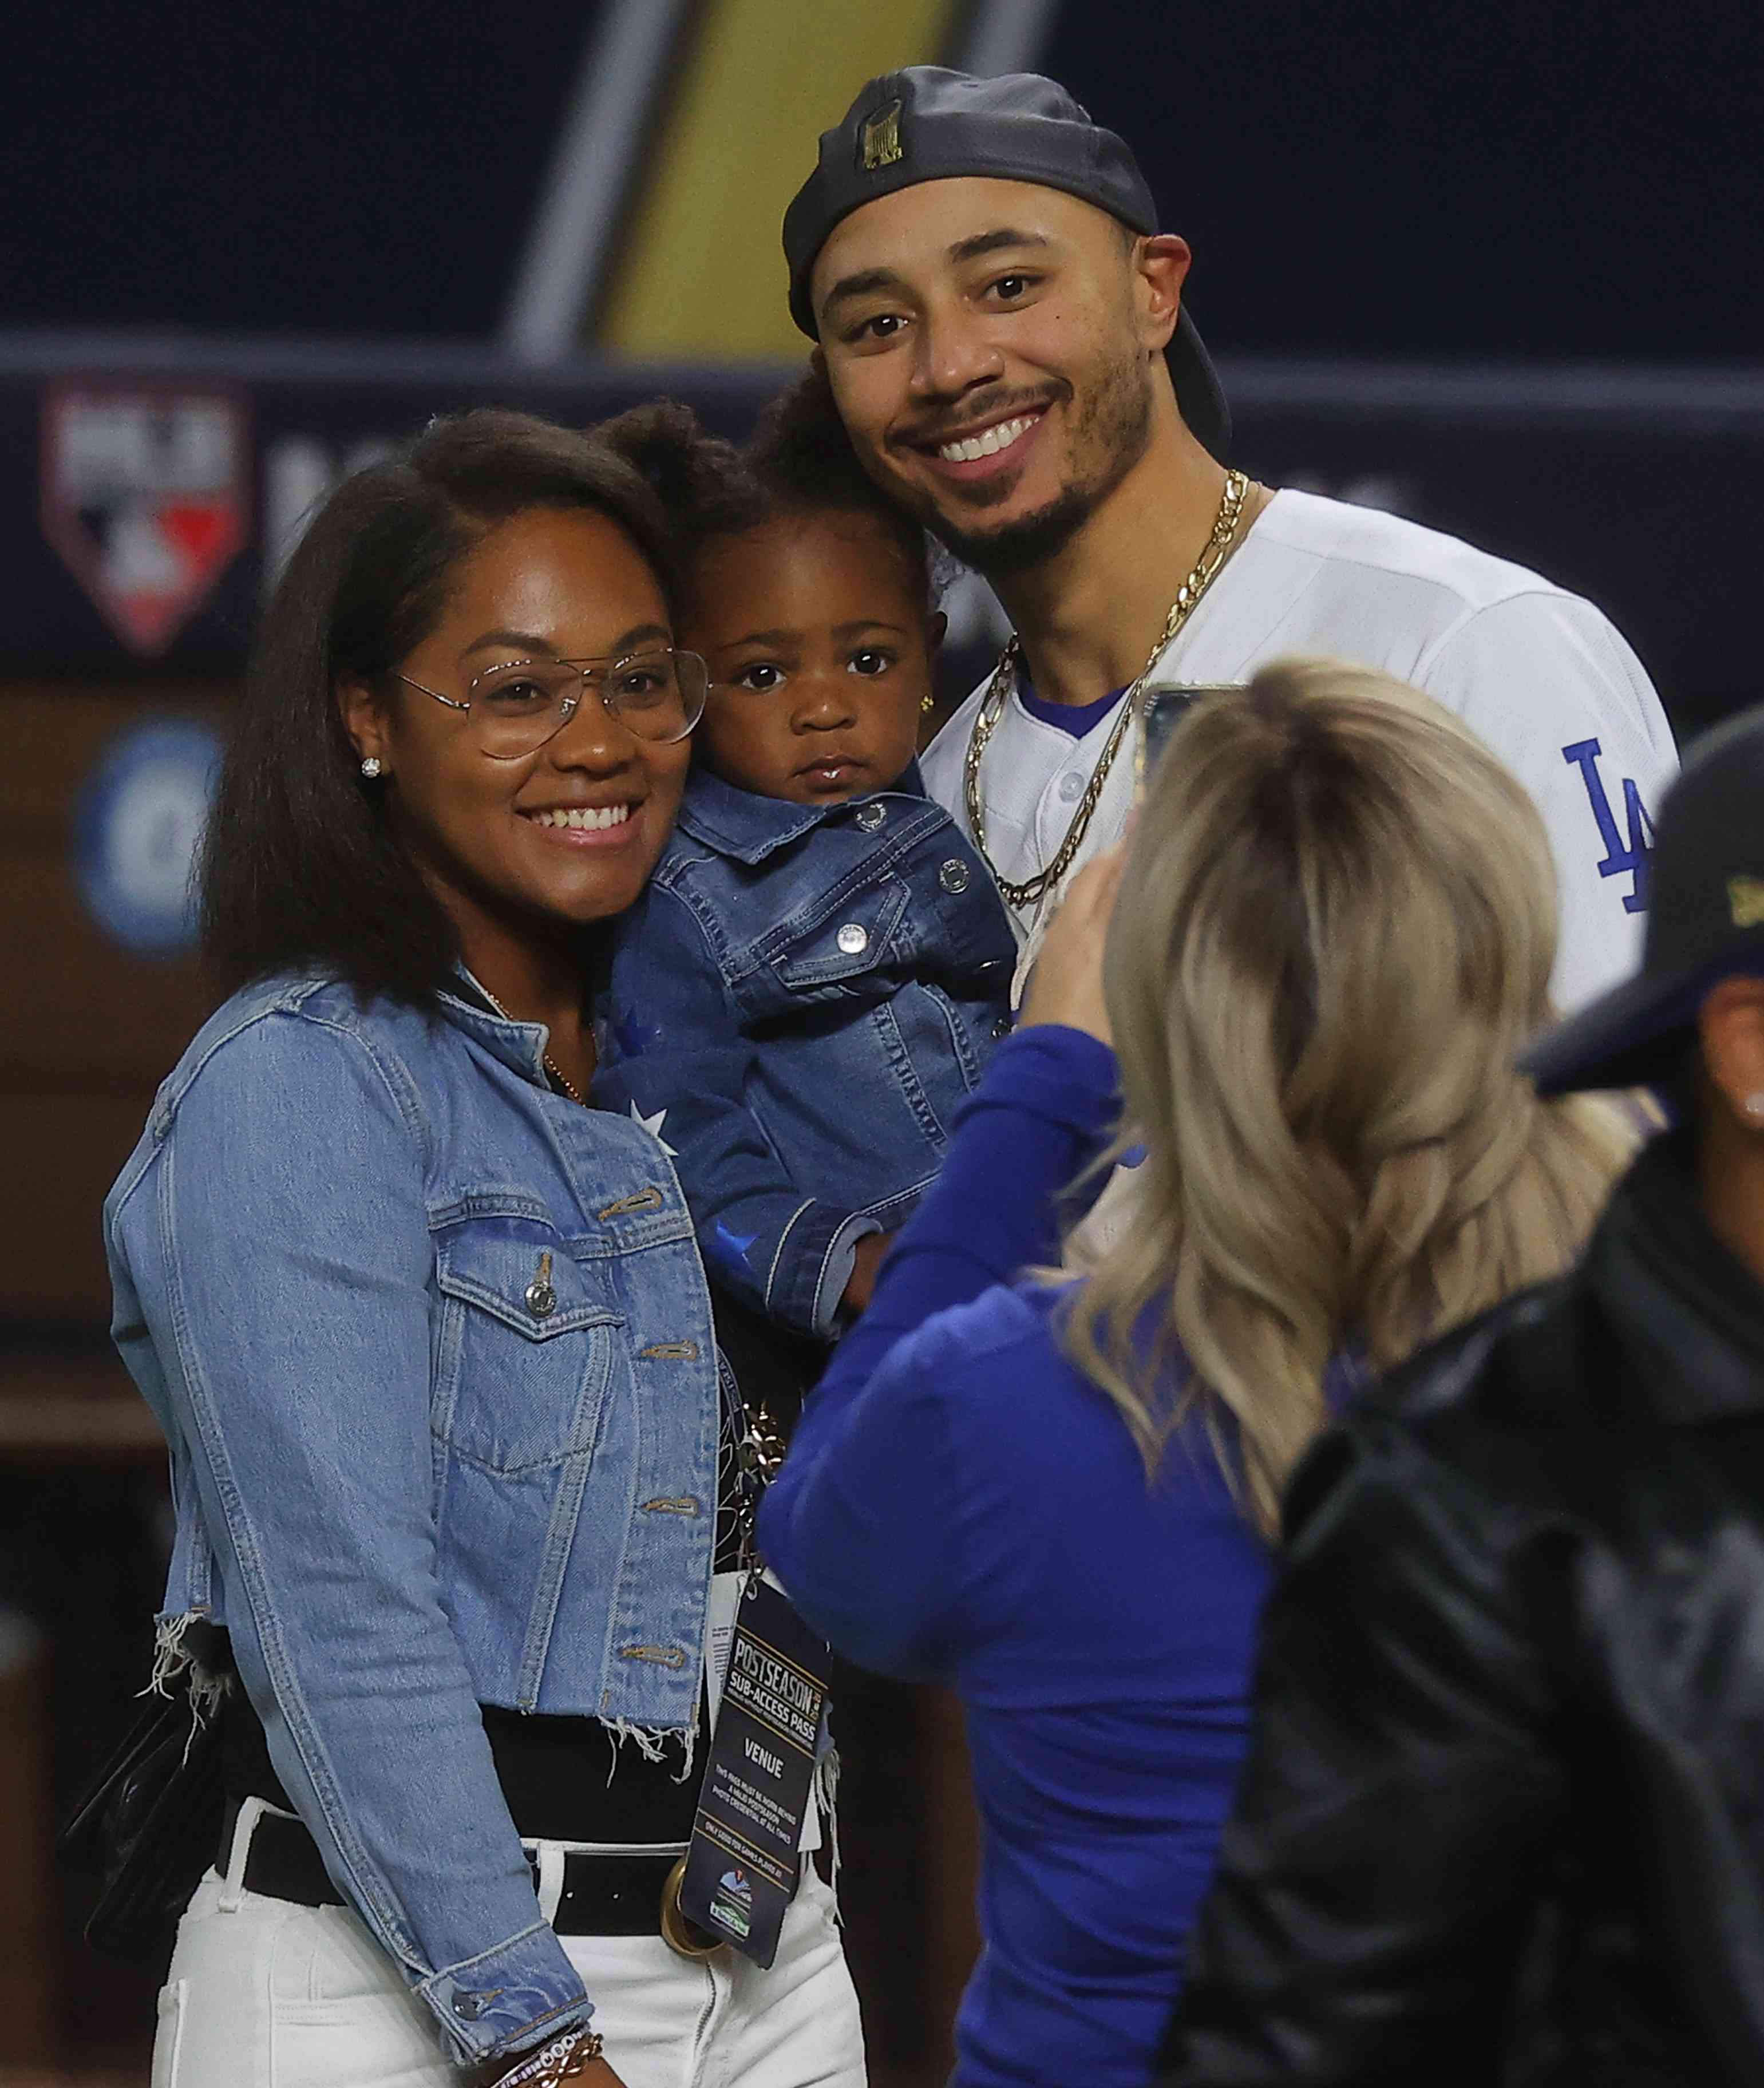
[1562,739,1653,915]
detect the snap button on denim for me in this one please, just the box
[992,1017,1013,1039]
[855,801,885,832]
[836,923,869,955]
[939,859,971,893]
[524,1249,557,1319]
[453,1992,485,2019]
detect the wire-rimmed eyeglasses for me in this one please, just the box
[396,649,708,760]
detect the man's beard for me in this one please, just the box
[906,344,1154,582]
[935,480,1097,579]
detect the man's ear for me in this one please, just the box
[338,678,391,772]
[1134,232,1192,357]
[925,609,948,658]
[1698,974,1764,1127]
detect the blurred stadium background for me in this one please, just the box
[3,0,1759,2077]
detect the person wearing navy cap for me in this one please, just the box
[783,66,1676,1013]
[1161,705,1764,2085]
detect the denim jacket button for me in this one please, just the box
[836,922,869,955]
[453,1992,484,2019]
[524,1249,557,1319]
[855,801,885,832]
[938,858,971,893]
[991,1016,1013,1039]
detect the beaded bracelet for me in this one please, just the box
[493,2026,604,2088]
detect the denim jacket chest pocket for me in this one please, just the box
[748,876,913,1013]
[432,1213,624,1476]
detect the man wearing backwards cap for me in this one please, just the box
[1161,706,1764,2084]
[784,67,1676,1010]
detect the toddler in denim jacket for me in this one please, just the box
[594,382,1015,1338]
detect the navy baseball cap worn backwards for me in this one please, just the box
[784,66,1231,460]
[1519,702,1764,1096]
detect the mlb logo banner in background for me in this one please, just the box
[40,383,251,657]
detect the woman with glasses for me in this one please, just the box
[102,411,865,2088]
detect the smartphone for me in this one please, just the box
[1138,685,1245,788]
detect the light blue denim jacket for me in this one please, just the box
[104,971,719,2065]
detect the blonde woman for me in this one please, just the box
[758,659,1634,2088]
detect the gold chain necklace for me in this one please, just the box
[541,1056,585,1105]
[474,983,587,1104]
[964,468,1251,911]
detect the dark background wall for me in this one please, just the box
[1043,0,1762,362]
[15,0,1759,358]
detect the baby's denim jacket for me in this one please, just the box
[594,764,1016,1336]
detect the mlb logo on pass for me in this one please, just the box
[41,383,251,656]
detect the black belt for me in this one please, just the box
[218,1796,681,1936]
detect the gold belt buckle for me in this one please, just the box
[659,1853,724,1960]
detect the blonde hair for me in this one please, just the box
[1062,657,1634,1537]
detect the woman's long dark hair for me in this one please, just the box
[200,409,674,1006]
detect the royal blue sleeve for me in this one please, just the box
[758,1024,1120,1672]
[593,880,881,1336]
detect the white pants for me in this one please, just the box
[151,1850,866,2088]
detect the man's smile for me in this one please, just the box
[931,411,1042,462]
[899,402,1053,489]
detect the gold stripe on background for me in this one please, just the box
[598,0,960,363]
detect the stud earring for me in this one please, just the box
[360,757,383,778]
[920,693,937,715]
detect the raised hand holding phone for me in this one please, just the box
[1138,683,1246,790]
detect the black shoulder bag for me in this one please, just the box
[59,1636,227,1972]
